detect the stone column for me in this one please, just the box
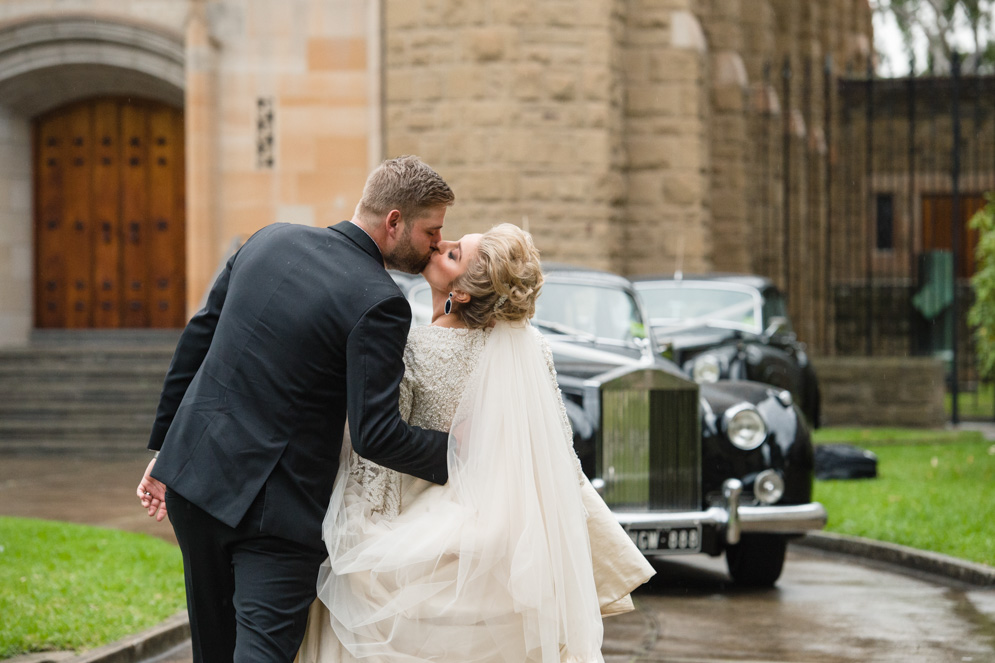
[0,107,32,345]
[694,0,751,274]
[620,1,711,276]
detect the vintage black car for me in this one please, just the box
[633,274,821,428]
[393,266,826,587]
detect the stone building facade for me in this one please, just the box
[0,0,873,346]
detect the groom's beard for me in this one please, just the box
[384,226,432,274]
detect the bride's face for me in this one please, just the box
[423,233,482,291]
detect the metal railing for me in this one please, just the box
[746,54,995,422]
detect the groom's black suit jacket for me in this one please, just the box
[149,221,448,547]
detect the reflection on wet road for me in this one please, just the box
[603,548,995,662]
[147,548,995,663]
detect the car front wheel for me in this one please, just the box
[725,534,788,587]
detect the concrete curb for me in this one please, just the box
[792,531,995,587]
[14,533,994,663]
[7,613,191,663]
[66,613,190,663]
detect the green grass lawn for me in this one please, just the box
[0,517,185,659]
[812,427,995,567]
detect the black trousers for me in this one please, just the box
[166,488,327,663]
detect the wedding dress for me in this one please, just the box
[296,322,653,663]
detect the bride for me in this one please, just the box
[297,224,654,663]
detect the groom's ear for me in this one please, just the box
[384,210,402,238]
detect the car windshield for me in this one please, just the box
[637,283,762,334]
[534,281,646,344]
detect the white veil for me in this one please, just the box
[314,322,604,662]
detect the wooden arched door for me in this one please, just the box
[34,98,186,329]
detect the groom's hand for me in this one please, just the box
[137,458,168,522]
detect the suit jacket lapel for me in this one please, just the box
[330,221,385,267]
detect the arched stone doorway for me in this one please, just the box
[0,15,186,339]
[34,98,186,329]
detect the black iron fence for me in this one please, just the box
[748,55,995,422]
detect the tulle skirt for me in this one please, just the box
[300,323,605,663]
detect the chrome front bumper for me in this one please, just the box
[611,479,827,546]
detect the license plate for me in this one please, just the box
[628,526,702,554]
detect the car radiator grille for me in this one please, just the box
[597,369,701,511]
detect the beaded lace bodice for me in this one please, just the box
[348,324,580,518]
[398,325,493,431]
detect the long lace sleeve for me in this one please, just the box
[535,327,587,485]
[399,349,413,423]
[344,341,416,519]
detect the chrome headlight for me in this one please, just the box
[691,354,721,383]
[722,404,767,450]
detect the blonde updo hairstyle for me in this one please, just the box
[450,223,544,330]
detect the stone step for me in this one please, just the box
[0,352,174,370]
[0,371,168,386]
[0,413,153,429]
[0,332,177,454]
[0,426,152,455]
[0,386,162,402]
[0,378,168,395]
[0,404,156,419]
[0,374,165,392]
[0,436,151,455]
[29,329,182,347]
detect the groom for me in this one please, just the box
[136,156,454,662]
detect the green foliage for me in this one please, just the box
[969,193,995,379]
[0,517,186,659]
[814,429,995,566]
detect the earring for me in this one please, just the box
[444,292,453,316]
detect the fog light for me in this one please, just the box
[754,469,785,504]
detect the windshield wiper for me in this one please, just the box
[531,319,598,343]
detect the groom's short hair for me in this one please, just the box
[358,155,454,222]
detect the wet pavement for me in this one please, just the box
[3,452,995,663]
[0,453,176,546]
[619,552,995,662]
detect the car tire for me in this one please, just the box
[725,534,788,587]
